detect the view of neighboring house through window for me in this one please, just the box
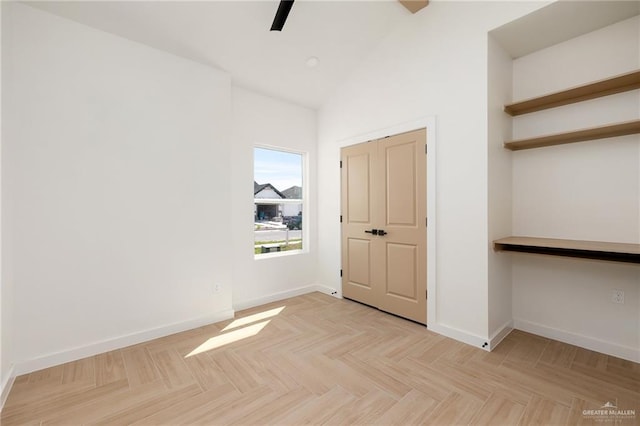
[254,147,303,256]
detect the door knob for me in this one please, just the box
[378,230,387,236]
[365,229,379,235]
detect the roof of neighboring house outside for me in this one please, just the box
[281,185,302,199]
[254,181,286,199]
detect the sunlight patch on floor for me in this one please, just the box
[186,320,271,357]
[222,306,285,331]
[185,306,286,358]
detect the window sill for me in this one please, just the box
[254,249,305,260]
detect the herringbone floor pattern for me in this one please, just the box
[2,292,639,425]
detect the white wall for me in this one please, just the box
[487,35,514,344]
[318,1,544,345]
[3,3,234,373]
[511,16,640,361]
[0,0,10,406]
[231,86,319,309]
[1,1,17,405]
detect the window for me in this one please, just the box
[254,147,304,256]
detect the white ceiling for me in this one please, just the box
[26,0,414,109]
[24,1,640,108]
[491,1,640,58]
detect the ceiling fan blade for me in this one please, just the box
[270,0,294,31]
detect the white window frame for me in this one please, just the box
[254,145,307,259]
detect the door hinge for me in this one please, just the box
[425,144,427,154]
[340,269,343,277]
[340,160,342,168]
[340,215,343,223]
[426,217,428,227]
[426,289,428,299]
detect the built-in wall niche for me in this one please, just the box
[487,0,640,364]
[490,3,640,264]
[493,68,640,263]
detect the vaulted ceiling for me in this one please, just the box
[24,1,638,109]
[26,1,417,108]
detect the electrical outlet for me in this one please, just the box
[612,289,624,304]
[214,284,221,294]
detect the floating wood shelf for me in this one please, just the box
[494,236,640,264]
[504,70,640,116]
[504,119,640,151]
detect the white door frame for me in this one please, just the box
[337,117,437,327]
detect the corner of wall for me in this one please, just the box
[486,33,514,341]
[488,319,513,351]
[0,365,15,414]
[232,284,331,312]
[428,322,490,352]
[0,0,12,415]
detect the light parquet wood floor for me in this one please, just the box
[2,292,639,425]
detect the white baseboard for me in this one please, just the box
[428,322,490,351]
[15,309,234,376]
[1,365,16,413]
[14,287,340,377]
[233,284,337,311]
[312,284,338,297]
[428,321,512,353]
[514,318,640,363]
[489,320,513,350]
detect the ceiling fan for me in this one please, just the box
[270,0,294,31]
[269,0,429,31]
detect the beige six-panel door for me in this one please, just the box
[341,129,427,324]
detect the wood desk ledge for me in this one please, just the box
[493,236,640,264]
